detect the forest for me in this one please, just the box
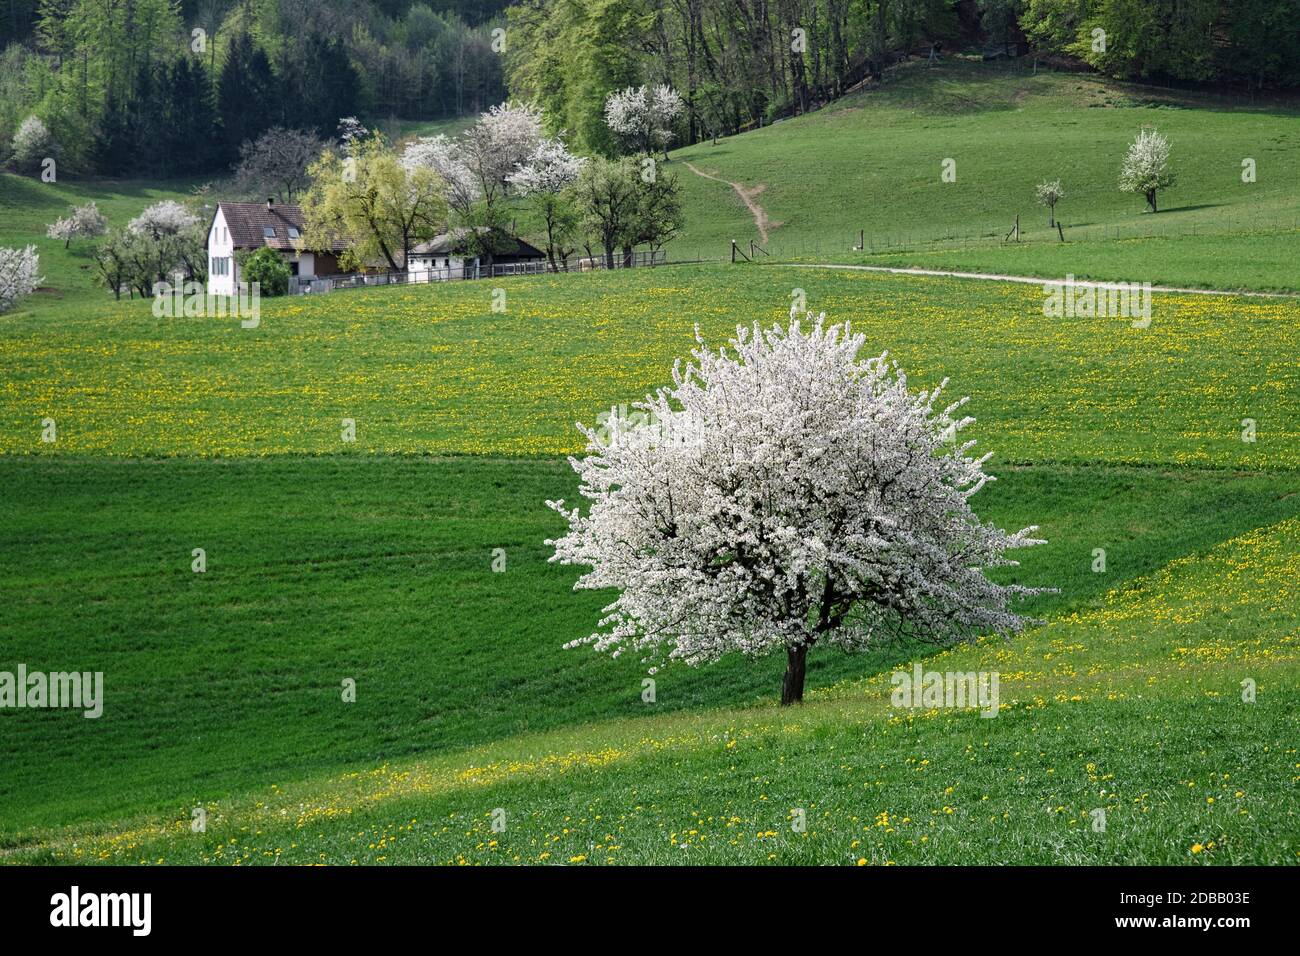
[1,0,1298,176]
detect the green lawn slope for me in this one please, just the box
[669,58,1300,290]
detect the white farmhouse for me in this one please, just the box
[207,199,352,295]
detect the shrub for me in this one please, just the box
[11,116,54,172]
[238,246,291,296]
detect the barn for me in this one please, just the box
[406,227,546,281]
[207,200,352,296]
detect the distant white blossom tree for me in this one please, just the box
[0,245,42,312]
[404,104,544,214]
[507,137,586,270]
[11,115,53,172]
[402,134,478,213]
[403,102,542,266]
[548,314,1047,705]
[1119,128,1175,213]
[604,84,685,158]
[508,136,585,197]
[128,200,199,239]
[461,102,544,204]
[337,117,369,154]
[123,201,206,288]
[46,201,108,248]
[1034,179,1064,227]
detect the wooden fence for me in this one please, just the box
[289,249,675,295]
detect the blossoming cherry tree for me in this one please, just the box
[548,313,1046,705]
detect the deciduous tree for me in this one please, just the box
[1034,179,1064,227]
[46,200,107,248]
[1119,128,1175,213]
[0,245,41,312]
[604,84,684,158]
[233,127,327,203]
[302,134,448,272]
[548,314,1046,705]
[507,136,586,270]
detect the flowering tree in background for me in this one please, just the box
[604,84,685,158]
[123,200,206,288]
[336,117,369,153]
[459,102,544,209]
[507,137,586,270]
[548,314,1046,705]
[1119,128,1175,213]
[10,116,53,172]
[1034,179,1064,227]
[403,102,541,267]
[46,201,108,248]
[128,200,199,239]
[402,134,478,214]
[0,245,41,313]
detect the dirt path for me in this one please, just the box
[775,262,1300,299]
[683,161,775,245]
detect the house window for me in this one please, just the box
[287,227,299,240]
[263,227,277,238]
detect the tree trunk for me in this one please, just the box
[1048,209,1054,228]
[780,645,808,706]
[1147,189,1157,213]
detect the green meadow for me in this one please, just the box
[2,58,1298,866]
[1,263,1298,864]
[670,59,1300,290]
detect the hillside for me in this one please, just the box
[14,508,1299,864]
[3,51,1299,872]
[669,59,1300,290]
[2,266,1298,864]
[0,173,200,315]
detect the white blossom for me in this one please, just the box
[1034,180,1064,207]
[337,116,369,150]
[604,84,685,154]
[507,137,586,196]
[547,313,1046,697]
[128,200,199,239]
[46,201,108,246]
[1119,128,1175,211]
[0,245,42,313]
[475,102,544,171]
[1034,179,1065,226]
[462,102,544,201]
[404,103,543,212]
[402,134,478,209]
[11,115,53,169]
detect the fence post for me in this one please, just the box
[731,240,737,263]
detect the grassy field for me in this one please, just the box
[2,60,1298,866]
[0,173,200,313]
[5,485,1297,864]
[2,266,1296,464]
[1,262,1298,864]
[846,231,1300,293]
[669,58,1300,289]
